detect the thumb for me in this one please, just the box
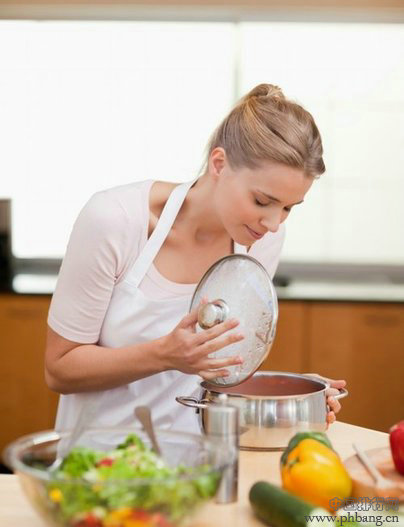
[328,379,346,389]
[305,373,346,389]
[177,297,209,330]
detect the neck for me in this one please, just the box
[175,174,229,245]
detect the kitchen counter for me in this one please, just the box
[2,272,404,302]
[3,257,404,302]
[0,421,390,526]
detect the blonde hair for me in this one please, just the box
[205,83,325,179]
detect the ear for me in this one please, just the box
[208,147,227,180]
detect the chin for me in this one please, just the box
[232,231,254,247]
[225,224,253,248]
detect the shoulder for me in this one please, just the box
[48,180,155,342]
[74,180,153,242]
[84,180,153,223]
[67,180,154,278]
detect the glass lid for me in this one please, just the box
[189,254,278,387]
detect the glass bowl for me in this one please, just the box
[3,427,233,527]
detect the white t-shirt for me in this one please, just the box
[48,179,286,343]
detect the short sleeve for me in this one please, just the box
[48,190,138,343]
[248,223,286,278]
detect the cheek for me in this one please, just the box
[227,187,255,221]
[237,196,257,222]
[215,181,256,226]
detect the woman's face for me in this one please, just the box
[211,149,314,246]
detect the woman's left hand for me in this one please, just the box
[304,373,347,427]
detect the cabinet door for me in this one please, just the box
[0,295,58,454]
[307,302,404,432]
[259,301,308,373]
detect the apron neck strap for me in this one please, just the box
[129,179,197,287]
[128,178,248,287]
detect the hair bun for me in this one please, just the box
[245,83,285,101]
[265,84,284,99]
[205,81,325,179]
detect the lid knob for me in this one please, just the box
[198,299,229,329]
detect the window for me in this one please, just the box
[240,22,404,264]
[0,21,235,258]
[1,19,403,264]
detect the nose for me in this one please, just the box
[260,213,281,234]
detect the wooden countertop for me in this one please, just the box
[0,421,389,527]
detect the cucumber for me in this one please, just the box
[249,481,329,527]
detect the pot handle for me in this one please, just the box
[175,396,210,409]
[334,387,349,400]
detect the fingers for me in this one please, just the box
[196,351,244,382]
[327,410,336,425]
[194,318,241,345]
[200,354,243,371]
[306,373,341,426]
[177,307,199,329]
[329,379,346,389]
[197,345,244,382]
[177,298,209,329]
[198,369,230,381]
[325,387,340,397]
[174,305,244,376]
[305,373,347,390]
[196,331,244,359]
[327,395,342,414]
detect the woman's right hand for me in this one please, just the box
[158,302,245,381]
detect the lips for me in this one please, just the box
[245,225,265,240]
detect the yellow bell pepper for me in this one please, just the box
[281,437,352,511]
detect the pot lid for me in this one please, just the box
[190,254,278,387]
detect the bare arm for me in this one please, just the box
[45,305,244,395]
[45,326,167,394]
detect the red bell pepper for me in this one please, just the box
[389,420,404,476]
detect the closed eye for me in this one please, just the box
[255,196,295,212]
[255,198,269,207]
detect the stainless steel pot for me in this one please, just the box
[177,371,348,451]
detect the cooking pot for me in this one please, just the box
[176,254,348,450]
[177,371,348,450]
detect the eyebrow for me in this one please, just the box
[257,190,304,206]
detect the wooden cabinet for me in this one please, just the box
[0,294,403,456]
[0,295,58,456]
[260,300,404,432]
[306,302,404,433]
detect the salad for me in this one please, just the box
[46,434,220,527]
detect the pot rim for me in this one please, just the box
[201,371,330,400]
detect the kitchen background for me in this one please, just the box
[0,0,403,470]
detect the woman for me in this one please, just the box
[45,83,345,433]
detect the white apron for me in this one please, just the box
[55,178,247,434]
